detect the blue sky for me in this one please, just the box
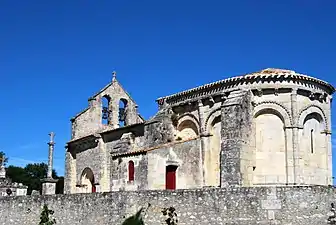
[0,1,335,177]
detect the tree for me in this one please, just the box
[6,165,28,184]
[0,151,8,165]
[39,204,56,225]
[6,163,64,195]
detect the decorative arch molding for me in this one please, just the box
[297,105,328,129]
[166,148,180,167]
[253,101,292,127]
[77,167,99,186]
[177,113,200,131]
[204,107,221,132]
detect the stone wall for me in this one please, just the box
[1,186,335,225]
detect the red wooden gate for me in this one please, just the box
[166,165,177,190]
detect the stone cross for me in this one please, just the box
[112,71,117,81]
[47,132,55,179]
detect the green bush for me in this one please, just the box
[39,204,56,225]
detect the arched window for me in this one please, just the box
[128,161,134,182]
[177,119,199,140]
[310,129,314,153]
[119,99,128,127]
[102,95,111,125]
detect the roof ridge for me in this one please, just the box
[156,68,335,102]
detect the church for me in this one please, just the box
[64,68,334,194]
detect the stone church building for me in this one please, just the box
[64,68,334,194]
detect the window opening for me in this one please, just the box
[128,161,134,182]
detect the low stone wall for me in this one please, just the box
[0,186,335,225]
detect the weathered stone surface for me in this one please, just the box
[0,186,336,225]
[65,69,335,195]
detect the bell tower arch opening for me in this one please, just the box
[102,95,111,125]
[119,98,128,127]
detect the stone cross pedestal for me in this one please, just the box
[41,132,58,195]
[0,156,6,179]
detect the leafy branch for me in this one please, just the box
[162,207,178,225]
[39,204,56,225]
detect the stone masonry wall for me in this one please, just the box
[1,186,336,225]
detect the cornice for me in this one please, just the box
[156,68,335,106]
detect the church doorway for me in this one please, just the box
[165,165,177,190]
[80,167,96,193]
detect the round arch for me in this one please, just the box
[297,105,327,130]
[204,108,221,133]
[253,102,292,127]
[176,114,199,140]
[79,167,96,193]
[177,113,200,133]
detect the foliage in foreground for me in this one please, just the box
[39,204,56,225]
[121,204,178,225]
[161,207,178,225]
[38,203,177,225]
[121,208,145,225]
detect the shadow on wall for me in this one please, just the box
[39,203,178,225]
[121,204,178,225]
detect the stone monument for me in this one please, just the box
[0,155,28,197]
[0,156,6,179]
[41,132,58,195]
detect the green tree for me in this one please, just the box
[6,165,28,184]
[0,151,9,165]
[6,163,64,195]
[39,204,56,225]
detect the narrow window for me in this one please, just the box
[102,96,111,125]
[165,165,177,190]
[310,129,314,153]
[119,99,128,127]
[128,161,134,182]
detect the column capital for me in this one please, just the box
[197,99,203,106]
[291,88,298,94]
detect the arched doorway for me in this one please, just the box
[80,167,96,193]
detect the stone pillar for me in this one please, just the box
[326,95,333,185]
[98,136,109,192]
[0,156,6,179]
[326,132,332,185]
[197,99,206,186]
[64,146,76,194]
[220,90,252,187]
[284,127,294,184]
[41,132,58,195]
[290,88,300,184]
[47,132,55,178]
